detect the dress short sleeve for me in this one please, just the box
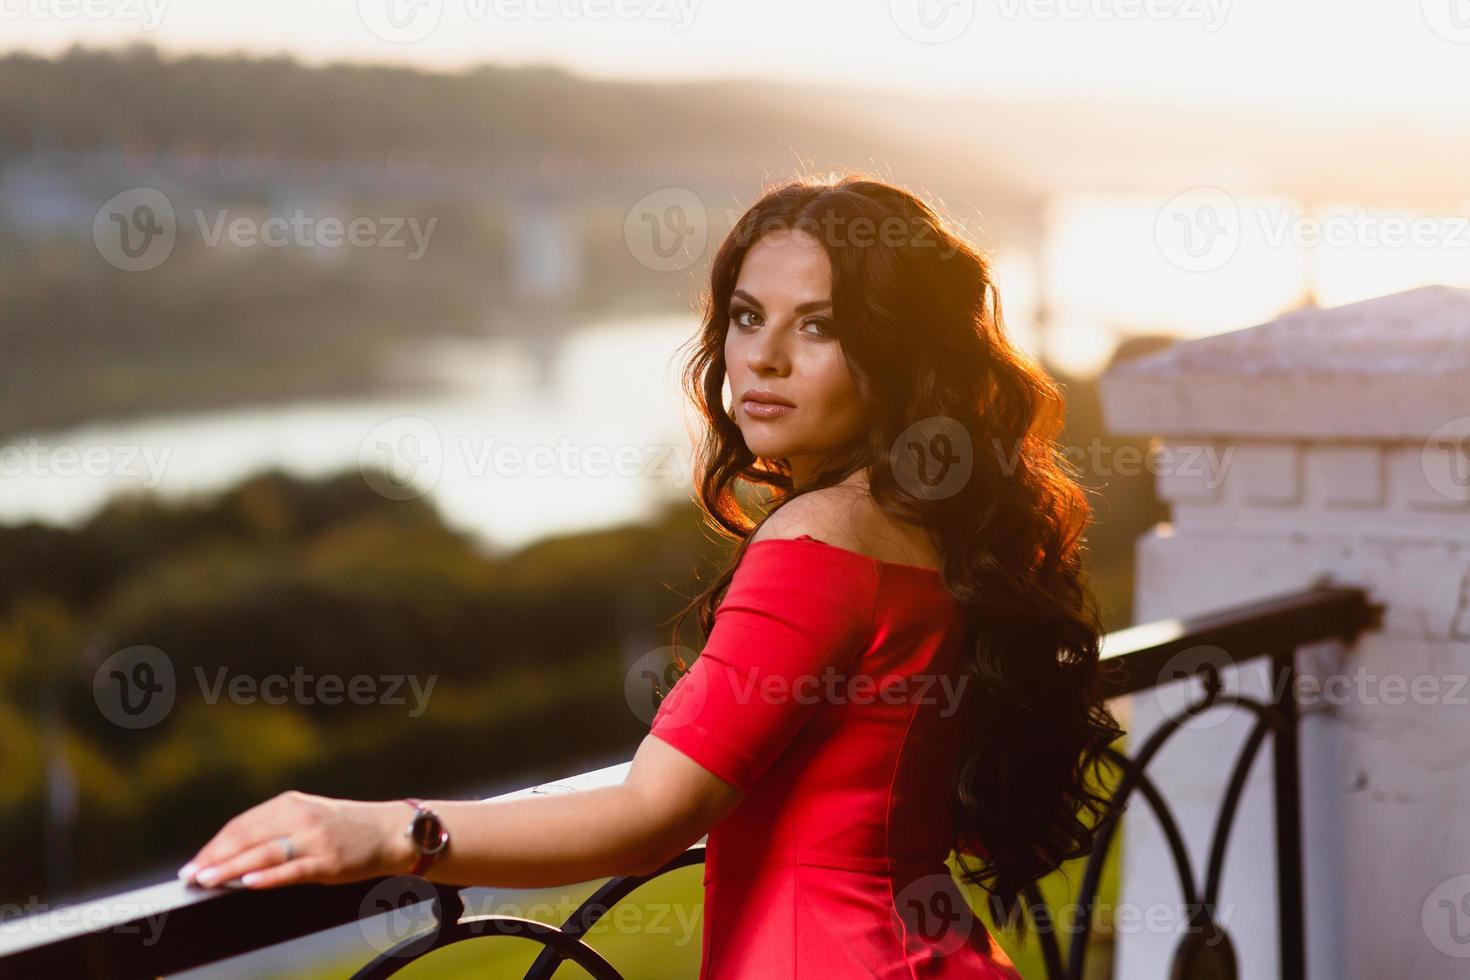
[648,536,881,793]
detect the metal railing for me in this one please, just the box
[1019,583,1380,980]
[0,584,1379,980]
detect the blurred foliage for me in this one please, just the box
[0,467,724,903]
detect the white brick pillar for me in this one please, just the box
[1097,284,1470,979]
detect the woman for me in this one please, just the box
[179,174,1124,978]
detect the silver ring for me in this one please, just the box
[276,835,295,862]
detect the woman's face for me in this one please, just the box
[724,229,867,487]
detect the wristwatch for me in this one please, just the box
[401,797,450,877]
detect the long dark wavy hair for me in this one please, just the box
[663,171,1125,934]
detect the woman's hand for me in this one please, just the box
[178,791,416,890]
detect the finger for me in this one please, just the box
[184,823,277,881]
[187,796,300,871]
[193,836,298,888]
[239,857,329,889]
[187,825,263,875]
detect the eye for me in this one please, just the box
[731,307,761,329]
[801,318,833,337]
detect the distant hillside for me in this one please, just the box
[0,45,1027,211]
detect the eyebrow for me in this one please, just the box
[730,289,832,314]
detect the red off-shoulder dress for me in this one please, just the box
[649,534,1022,979]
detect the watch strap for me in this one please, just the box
[402,797,447,877]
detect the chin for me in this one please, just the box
[740,431,799,458]
[744,441,791,460]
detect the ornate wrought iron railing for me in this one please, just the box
[1016,582,1379,980]
[0,584,1378,980]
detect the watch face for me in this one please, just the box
[409,811,448,854]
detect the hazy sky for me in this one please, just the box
[6,0,1470,123]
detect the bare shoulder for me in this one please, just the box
[750,485,868,549]
[750,485,941,569]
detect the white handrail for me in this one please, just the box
[0,759,635,959]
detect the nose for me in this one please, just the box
[745,320,790,375]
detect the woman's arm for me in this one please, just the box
[180,733,744,890]
[416,734,744,887]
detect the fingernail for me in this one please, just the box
[196,867,219,885]
[177,863,198,882]
[241,872,260,886]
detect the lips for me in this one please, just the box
[740,396,795,420]
[740,389,795,407]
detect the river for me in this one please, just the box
[0,314,702,553]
